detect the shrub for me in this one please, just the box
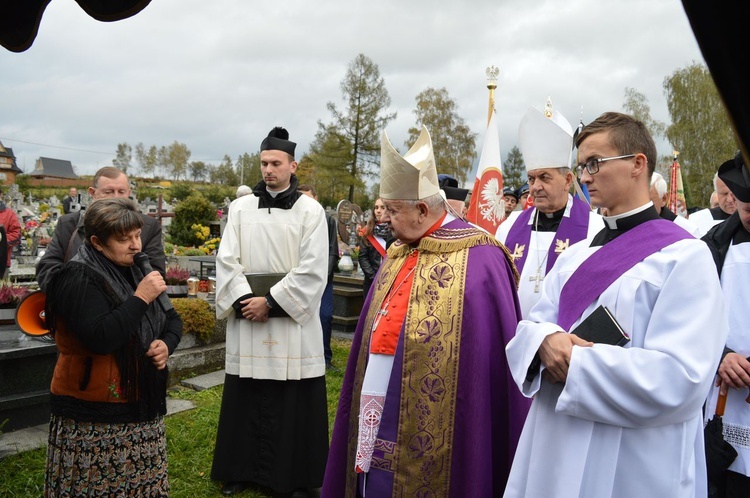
[183,248,206,256]
[172,298,215,344]
[168,192,217,247]
[165,266,190,285]
[169,183,194,202]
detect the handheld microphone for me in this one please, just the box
[133,252,173,312]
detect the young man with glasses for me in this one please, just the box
[496,103,601,318]
[505,111,727,497]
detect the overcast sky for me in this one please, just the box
[0,0,705,183]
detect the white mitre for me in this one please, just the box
[380,125,440,200]
[519,99,574,173]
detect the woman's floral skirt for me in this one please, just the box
[44,414,169,497]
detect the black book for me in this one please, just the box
[525,305,629,382]
[571,305,630,346]
[244,273,286,297]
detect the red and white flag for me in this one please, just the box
[466,110,504,233]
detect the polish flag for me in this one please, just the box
[466,110,505,233]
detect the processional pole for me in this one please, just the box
[486,65,499,126]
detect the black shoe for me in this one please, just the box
[222,481,250,495]
[326,362,339,372]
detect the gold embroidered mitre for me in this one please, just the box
[519,98,574,173]
[380,125,440,200]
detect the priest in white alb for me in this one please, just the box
[496,100,601,318]
[504,112,728,498]
[211,127,330,497]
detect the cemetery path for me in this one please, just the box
[0,369,226,459]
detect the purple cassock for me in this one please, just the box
[322,218,531,497]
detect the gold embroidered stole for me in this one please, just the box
[344,226,517,496]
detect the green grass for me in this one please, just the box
[0,337,352,498]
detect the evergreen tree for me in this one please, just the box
[503,145,525,191]
[318,54,396,201]
[306,125,362,205]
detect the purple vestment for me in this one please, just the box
[322,219,529,497]
[556,219,692,330]
[505,196,590,274]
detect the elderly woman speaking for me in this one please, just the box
[43,198,182,497]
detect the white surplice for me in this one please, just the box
[505,234,727,498]
[690,208,725,237]
[704,240,750,477]
[495,195,602,318]
[215,192,329,381]
[672,212,702,237]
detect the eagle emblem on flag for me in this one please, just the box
[478,176,505,226]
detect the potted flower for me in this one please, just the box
[0,281,32,324]
[165,266,190,297]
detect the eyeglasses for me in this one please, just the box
[576,154,636,176]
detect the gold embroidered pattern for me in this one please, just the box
[511,243,526,261]
[342,224,516,496]
[390,248,466,497]
[554,238,570,254]
[343,252,405,494]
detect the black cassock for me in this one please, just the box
[211,374,329,494]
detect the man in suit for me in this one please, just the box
[36,166,165,292]
[62,187,79,214]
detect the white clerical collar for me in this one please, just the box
[266,184,291,198]
[527,195,573,225]
[603,202,654,229]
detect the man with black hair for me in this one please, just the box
[212,127,329,497]
[503,186,518,218]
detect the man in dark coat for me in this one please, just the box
[36,167,164,292]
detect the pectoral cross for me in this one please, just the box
[371,309,388,332]
[529,268,544,293]
[263,334,278,351]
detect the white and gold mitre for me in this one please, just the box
[519,98,574,173]
[379,125,440,200]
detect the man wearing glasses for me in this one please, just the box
[505,112,727,497]
[496,102,601,318]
